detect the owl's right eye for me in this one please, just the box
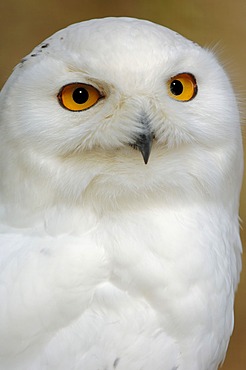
[58,83,102,111]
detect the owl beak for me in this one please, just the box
[134,131,153,164]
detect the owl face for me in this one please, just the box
[0,18,243,207]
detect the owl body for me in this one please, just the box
[0,18,243,370]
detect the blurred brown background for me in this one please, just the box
[0,0,245,368]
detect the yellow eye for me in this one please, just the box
[167,73,197,102]
[58,83,102,111]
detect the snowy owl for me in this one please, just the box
[0,17,243,370]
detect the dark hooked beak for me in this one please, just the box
[132,115,153,164]
[134,131,153,164]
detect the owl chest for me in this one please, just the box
[79,206,233,369]
[96,207,226,304]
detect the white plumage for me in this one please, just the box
[0,17,243,370]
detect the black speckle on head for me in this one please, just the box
[41,43,49,48]
[113,358,120,368]
[19,58,27,65]
[31,54,37,57]
[60,37,64,40]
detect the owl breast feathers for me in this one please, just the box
[0,17,243,370]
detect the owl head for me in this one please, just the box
[0,17,243,217]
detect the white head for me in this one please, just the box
[0,17,243,219]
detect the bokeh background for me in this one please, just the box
[1,0,245,368]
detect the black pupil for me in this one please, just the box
[170,80,183,96]
[72,88,89,104]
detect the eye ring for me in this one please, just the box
[167,73,197,102]
[58,83,102,111]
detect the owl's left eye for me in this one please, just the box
[58,83,102,111]
[167,73,197,102]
